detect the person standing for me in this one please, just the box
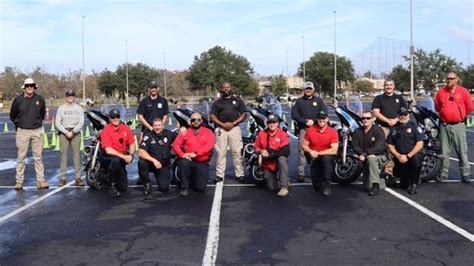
[210,81,247,182]
[254,114,291,197]
[9,78,48,190]
[291,81,327,182]
[55,89,85,187]
[138,118,177,197]
[172,113,215,196]
[387,108,424,194]
[100,109,136,197]
[301,111,339,196]
[352,111,387,196]
[435,71,473,183]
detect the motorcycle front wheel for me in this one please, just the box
[333,156,363,184]
[250,164,265,184]
[420,154,442,182]
[85,161,102,189]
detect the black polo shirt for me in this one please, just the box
[210,96,247,124]
[352,125,386,156]
[291,96,327,129]
[139,129,177,167]
[137,96,169,125]
[387,121,424,154]
[371,93,407,127]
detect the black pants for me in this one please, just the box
[394,153,423,189]
[310,155,336,190]
[178,159,209,192]
[102,155,128,191]
[137,159,170,192]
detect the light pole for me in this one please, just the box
[286,47,289,98]
[125,40,129,108]
[409,0,415,99]
[334,10,337,98]
[81,15,86,104]
[163,52,167,99]
[302,36,306,81]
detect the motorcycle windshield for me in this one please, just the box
[100,103,127,120]
[346,95,363,117]
[261,95,283,117]
[417,94,435,112]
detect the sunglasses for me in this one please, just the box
[110,115,121,119]
[267,121,278,124]
[25,84,36,88]
[446,77,457,80]
[361,117,372,120]
[190,118,202,123]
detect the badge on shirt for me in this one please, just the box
[143,135,149,142]
[163,137,168,143]
[371,137,375,142]
[417,127,423,133]
[141,142,146,147]
[396,99,399,103]
[407,128,412,133]
[36,101,40,106]
[158,103,163,109]
[232,100,236,105]
[151,139,156,144]
[313,102,318,107]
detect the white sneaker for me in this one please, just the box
[277,187,289,197]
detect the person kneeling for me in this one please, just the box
[100,109,136,197]
[138,118,177,197]
[254,114,291,197]
[301,111,339,196]
[172,113,215,197]
[352,111,387,196]
[387,108,424,195]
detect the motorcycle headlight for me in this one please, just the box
[244,143,255,154]
[424,118,434,131]
[82,145,92,156]
[430,128,439,138]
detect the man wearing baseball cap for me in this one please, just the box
[55,89,84,187]
[100,108,136,197]
[254,114,291,197]
[291,81,328,182]
[9,78,48,190]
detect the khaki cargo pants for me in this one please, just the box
[59,133,81,180]
[15,127,45,183]
[215,126,244,178]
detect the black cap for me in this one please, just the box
[267,114,279,123]
[317,111,329,119]
[109,108,121,118]
[65,89,76,97]
[147,81,159,88]
[398,107,409,115]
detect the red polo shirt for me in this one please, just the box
[172,127,215,162]
[101,123,134,154]
[254,128,289,171]
[435,85,473,123]
[304,125,339,152]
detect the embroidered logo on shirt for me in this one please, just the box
[396,99,399,103]
[163,137,168,143]
[371,137,375,142]
[275,137,281,142]
[312,102,317,106]
[158,103,163,109]
[143,135,149,142]
[407,128,412,133]
[232,100,236,105]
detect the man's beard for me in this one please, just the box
[192,124,201,130]
[223,90,231,97]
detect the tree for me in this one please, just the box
[404,48,462,90]
[270,75,288,96]
[97,69,119,97]
[187,46,257,96]
[353,79,374,93]
[298,52,355,96]
[388,65,410,91]
[115,63,157,102]
[460,64,474,89]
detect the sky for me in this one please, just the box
[0,0,473,76]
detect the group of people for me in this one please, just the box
[9,71,472,198]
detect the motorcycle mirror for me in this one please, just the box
[126,120,133,126]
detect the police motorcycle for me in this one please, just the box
[243,93,288,184]
[170,98,215,183]
[82,103,129,189]
[408,94,443,182]
[331,95,365,184]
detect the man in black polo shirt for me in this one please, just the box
[291,81,327,182]
[210,81,248,182]
[138,118,177,197]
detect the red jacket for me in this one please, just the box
[172,127,214,162]
[435,85,473,123]
[254,128,289,171]
[101,123,134,154]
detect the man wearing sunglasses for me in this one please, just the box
[254,114,290,197]
[301,111,339,196]
[100,109,136,197]
[138,118,177,197]
[352,111,387,196]
[9,78,48,190]
[435,71,473,183]
[173,113,215,196]
[387,108,424,194]
[210,81,247,183]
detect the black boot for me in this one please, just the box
[107,183,121,197]
[408,183,418,195]
[143,183,152,197]
[322,182,331,196]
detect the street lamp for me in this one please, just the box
[334,10,337,98]
[163,52,167,99]
[409,0,415,100]
[81,15,86,104]
[302,36,306,81]
[125,40,129,108]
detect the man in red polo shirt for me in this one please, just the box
[435,71,473,183]
[173,113,215,196]
[254,114,290,197]
[101,109,136,196]
[302,111,339,196]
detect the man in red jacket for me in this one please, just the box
[173,113,215,196]
[435,71,473,183]
[254,114,290,197]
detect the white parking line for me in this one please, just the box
[287,132,298,140]
[0,180,75,224]
[384,187,474,242]
[449,157,474,165]
[202,180,224,265]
